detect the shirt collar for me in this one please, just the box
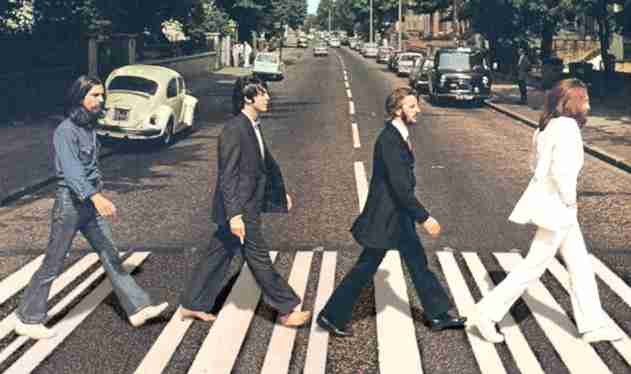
[241,110,260,129]
[391,118,409,141]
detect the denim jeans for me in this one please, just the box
[17,188,153,324]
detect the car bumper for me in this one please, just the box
[434,90,490,100]
[97,127,163,140]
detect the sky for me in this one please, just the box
[308,0,320,15]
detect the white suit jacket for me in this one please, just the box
[509,116,584,230]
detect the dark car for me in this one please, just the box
[427,47,492,105]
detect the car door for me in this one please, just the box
[166,77,183,130]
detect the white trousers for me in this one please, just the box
[478,222,607,334]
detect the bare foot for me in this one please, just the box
[179,307,217,322]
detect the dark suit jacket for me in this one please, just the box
[351,121,430,249]
[212,113,288,225]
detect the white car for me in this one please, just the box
[314,44,328,57]
[253,52,284,81]
[97,65,198,145]
[397,52,425,76]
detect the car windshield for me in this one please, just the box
[400,54,418,61]
[108,76,158,95]
[437,52,474,70]
[256,54,278,63]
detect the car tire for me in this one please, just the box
[162,118,174,146]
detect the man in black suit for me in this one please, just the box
[179,76,311,327]
[317,87,466,337]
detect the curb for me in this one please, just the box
[485,100,631,174]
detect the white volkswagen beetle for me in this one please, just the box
[97,65,198,145]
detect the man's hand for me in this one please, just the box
[90,193,117,220]
[422,216,441,239]
[286,194,293,211]
[230,215,246,244]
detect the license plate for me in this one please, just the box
[113,108,129,121]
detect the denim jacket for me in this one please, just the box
[53,118,102,201]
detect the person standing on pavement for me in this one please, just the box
[232,42,241,67]
[243,41,253,68]
[469,79,623,344]
[179,75,311,327]
[316,87,466,337]
[517,47,532,104]
[14,75,168,340]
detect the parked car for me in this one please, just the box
[409,57,434,93]
[388,50,402,71]
[427,47,492,105]
[313,43,329,57]
[253,52,284,81]
[396,52,424,76]
[298,37,308,48]
[377,47,393,64]
[97,65,198,145]
[362,43,379,58]
[329,38,341,48]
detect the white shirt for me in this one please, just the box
[242,111,265,159]
[391,118,410,144]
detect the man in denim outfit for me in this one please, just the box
[14,75,168,339]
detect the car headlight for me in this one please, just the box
[149,114,159,126]
[482,76,490,86]
[439,75,446,87]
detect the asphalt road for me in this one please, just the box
[0,46,630,374]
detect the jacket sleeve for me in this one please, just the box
[550,121,583,206]
[218,125,242,219]
[53,127,98,201]
[380,139,430,222]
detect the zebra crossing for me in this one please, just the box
[0,248,630,373]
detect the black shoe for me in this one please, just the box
[423,312,467,331]
[316,313,353,337]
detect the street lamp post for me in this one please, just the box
[369,0,373,43]
[398,0,402,51]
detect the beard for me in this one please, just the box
[401,110,417,126]
[68,106,105,128]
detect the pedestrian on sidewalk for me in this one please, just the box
[179,75,311,327]
[14,75,168,340]
[469,78,623,344]
[243,41,253,68]
[232,42,241,67]
[517,47,532,104]
[316,87,466,338]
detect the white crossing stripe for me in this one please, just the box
[304,251,337,374]
[0,255,44,306]
[0,253,114,365]
[346,89,352,99]
[437,252,506,374]
[0,253,100,342]
[4,252,150,374]
[260,252,314,374]
[344,81,350,89]
[187,252,279,374]
[494,253,612,374]
[351,123,361,149]
[374,252,424,374]
[546,257,631,366]
[349,101,355,115]
[591,255,631,308]
[461,252,545,374]
[133,306,195,374]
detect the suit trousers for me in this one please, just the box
[181,219,300,315]
[17,188,153,324]
[320,224,450,329]
[477,222,607,334]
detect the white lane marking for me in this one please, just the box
[547,256,631,366]
[437,252,506,374]
[494,253,611,374]
[0,256,44,306]
[461,252,544,374]
[591,255,631,308]
[349,101,355,116]
[346,89,352,99]
[353,162,368,212]
[260,252,314,374]
[304,251,337,374]
[4,252,150,374]
[0,253,100,342]
[351,123,361,149]
[375,252,424,374]
[187,252,279,374]
[344,81,350,89]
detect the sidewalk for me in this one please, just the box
[487,77,631,173]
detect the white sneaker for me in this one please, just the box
[582,326,623,343]
[129,302,169,327]
[468,309,504,343]
[14,319,56,339]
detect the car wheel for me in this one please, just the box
[162,118,174,146]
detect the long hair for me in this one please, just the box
[538,78,588,131]
[385,86,417,120]
[65,75,103,127]
[232,75,268,115]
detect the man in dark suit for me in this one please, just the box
[317,87,466,337]
[179,75,311,327]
